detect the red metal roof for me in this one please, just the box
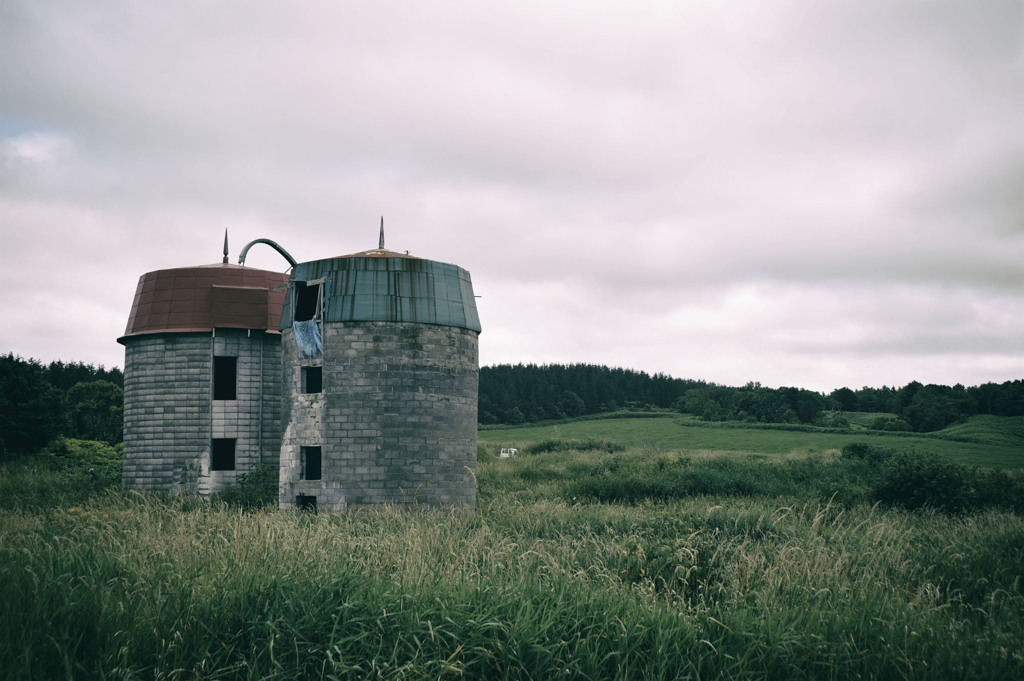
[118,263,289,343]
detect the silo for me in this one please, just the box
[118,253,289,495]
[278,238,481,511]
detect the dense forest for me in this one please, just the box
[479,364,707,424]
[3,353,1023,458]
[480,363,1024,432]
[0,353,123,457]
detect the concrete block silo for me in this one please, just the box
[118,244,290,495]
[278,233,481,511]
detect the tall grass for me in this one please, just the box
[1,450,1022,679]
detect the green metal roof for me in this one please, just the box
[280,255,481,333]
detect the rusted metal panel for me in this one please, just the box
[119,264,289,343]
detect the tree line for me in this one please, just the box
[480,363,1024,432]
[3,354,1023,458]
[0,353,123,457]
[479,363,707,424]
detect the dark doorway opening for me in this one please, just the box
[296,494,317,513]
[211,438,236,471]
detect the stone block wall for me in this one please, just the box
[123,330,283,494]
[279,321,479,510]
[123,334,211,491]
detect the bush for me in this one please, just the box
[840,442,894,465]
[43,436,122,484]
[972,468,1024,513]
[870,416,912,431]
[477,442,495,464]
[873,450,971,513]
[841,442,1024,514]
[526,438,624,455]
[828,414,850,429]
[215,464,278,511]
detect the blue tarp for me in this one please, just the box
[292,320,322,358]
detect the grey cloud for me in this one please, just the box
[1,0,1021,390]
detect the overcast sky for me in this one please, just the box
[2,0,1022,393]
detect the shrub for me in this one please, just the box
[972,468,1024,513]
[526,438,624,455]
[477,442,495,463]
[828,414,850,429]
[873,450,970,513]
[840,442,894,464]
[43,436,122,484]
[870,416,912,431]
[215,464,278,511]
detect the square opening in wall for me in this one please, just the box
[302,366,323,394]
[301,446,322,481]
[213,356,237,400]
[296,494,317,512]
[294,281,323,322]
[211,438,236,471]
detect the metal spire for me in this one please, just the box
[222,229,229,264]
[379,217,385,250]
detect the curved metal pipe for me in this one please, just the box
[238,238,298,268]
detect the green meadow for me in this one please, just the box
[1,414,1022,679]
[480,412,1024,469]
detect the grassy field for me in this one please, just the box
[2,415,1023,679]
[479,413,1024,470]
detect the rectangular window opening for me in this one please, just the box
[301,446,322,481]
[302,366,323,394]
[213,356,237,400]
[294,281,323,322]
[296,494,317,513]
[211,438,236,471]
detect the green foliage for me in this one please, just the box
[44,436,122,484]
[0,455,118,512]
[41,359,123,391]
[481,415,1024,469]
[0,353,65,456]
[477,441,495,463]
[874,450,972,512]
[904,383,977,431]
[566,454,873,506]
[677,384,824,425]
[870,415,912,431]
[974,468,1024,512]
[840,441,894,464]
[65,380,123,444]
[821,412,849,428]
[526,438,625,455]
[841,441,1024,514]
[2,465,1023,679]
[214,464,278,511]
[480,362,1024,432]
[479,363,706,424]
[939,414,1024,447]
[0,354,126,456]
[680,387,724,421]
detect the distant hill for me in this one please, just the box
[479,363,1024,432]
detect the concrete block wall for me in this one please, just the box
[279,321,479,510]
[123,330,283,494]
[123,334,212,491]
[205,330,282,494]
